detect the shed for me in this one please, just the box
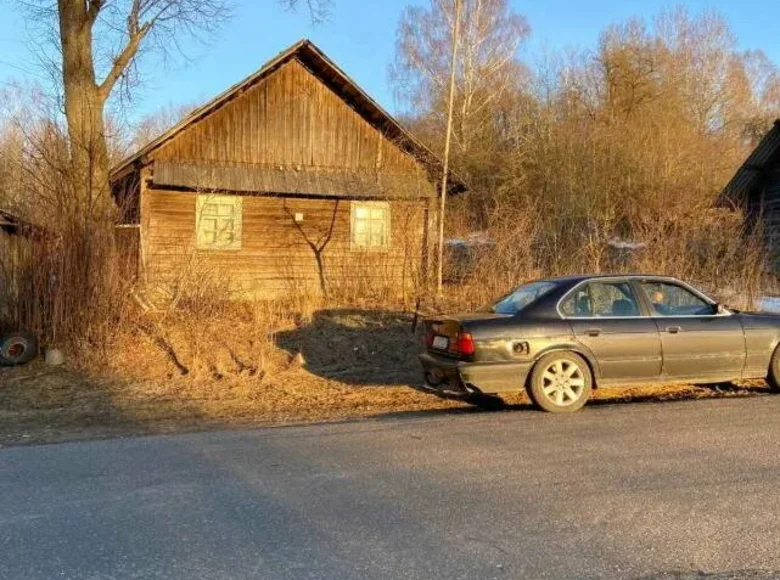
[111,39,464,299]
[0,209,49,323]
[722,119,780,260]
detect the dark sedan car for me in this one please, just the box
[419,274,780,412]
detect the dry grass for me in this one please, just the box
[0,307,456,446]
[0,376,449,447]
[0,359,462,446]
[1,303,774,447]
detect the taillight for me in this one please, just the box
[457,332,475,356]
[425,329,435,348]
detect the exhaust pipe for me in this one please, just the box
[425,369,445,387]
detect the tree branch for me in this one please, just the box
[86,0,104,24]
[282,0,331,24]
[98,22,151,102]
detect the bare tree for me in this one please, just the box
[284,0,331,23]
[436,0,462,296]
[10,0,229,226]
[391,0,530,156]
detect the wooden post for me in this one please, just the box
[437,0,462,297]
[139,165,152,285]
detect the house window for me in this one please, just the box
[351,201,389,250]
[196,195,242,250]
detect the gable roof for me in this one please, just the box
[722,119,780,200]
[112,39,466,193]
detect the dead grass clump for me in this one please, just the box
[103,300,290,383]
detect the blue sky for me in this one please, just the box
[1,0,778,121]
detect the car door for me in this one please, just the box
[560,279,662,381]
[635,280,746,379]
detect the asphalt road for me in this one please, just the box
[2,396,780,580]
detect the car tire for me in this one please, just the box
[0,330,39,366]
[766,346,780,393]
[528,351,592,413]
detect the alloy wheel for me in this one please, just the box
[540,359,586,407]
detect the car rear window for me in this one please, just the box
[489,281,559,315]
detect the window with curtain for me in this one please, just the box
[351,201,390,250]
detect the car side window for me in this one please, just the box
[560,287,592,317]
[560,281,641,317]
[589,282,641,317]
[639,281,714,316]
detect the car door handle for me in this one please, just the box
[585,328,601,337]
[665,326,681,334]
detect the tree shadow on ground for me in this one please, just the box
[275,308,426,387]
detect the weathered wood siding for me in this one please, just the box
[0,230,34,325]
[114,226,140,281]
[151,58,434,198]
[142,188,428,298]
[753,164,780,262]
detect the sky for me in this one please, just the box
[1,0,779,122]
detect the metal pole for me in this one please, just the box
[436,0,462,298]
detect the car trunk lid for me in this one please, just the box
[424,312,509,358]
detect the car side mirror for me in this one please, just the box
[715,303,727,315]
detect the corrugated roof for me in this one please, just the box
[111,39,465,194]
[722,119,780,200]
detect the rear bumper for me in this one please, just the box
[418,352,530,395]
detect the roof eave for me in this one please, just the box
[721,119,780,202]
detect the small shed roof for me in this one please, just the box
[722,119,780,201]
[112,39,466,194]
[0,209,46,238]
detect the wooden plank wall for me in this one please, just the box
[114,226,140,281]
[759,165,780,262]
[0,230,31,324]
[152,58,433,196]
[142,188,427,299]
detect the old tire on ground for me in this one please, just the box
[766,345,780,392]
[0,330,39,366]
[528,351,592,413]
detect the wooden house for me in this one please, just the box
[723,120,780,260]
[111,40,464,299]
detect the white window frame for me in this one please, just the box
[350,201,390,251]
[195,194,242,251]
